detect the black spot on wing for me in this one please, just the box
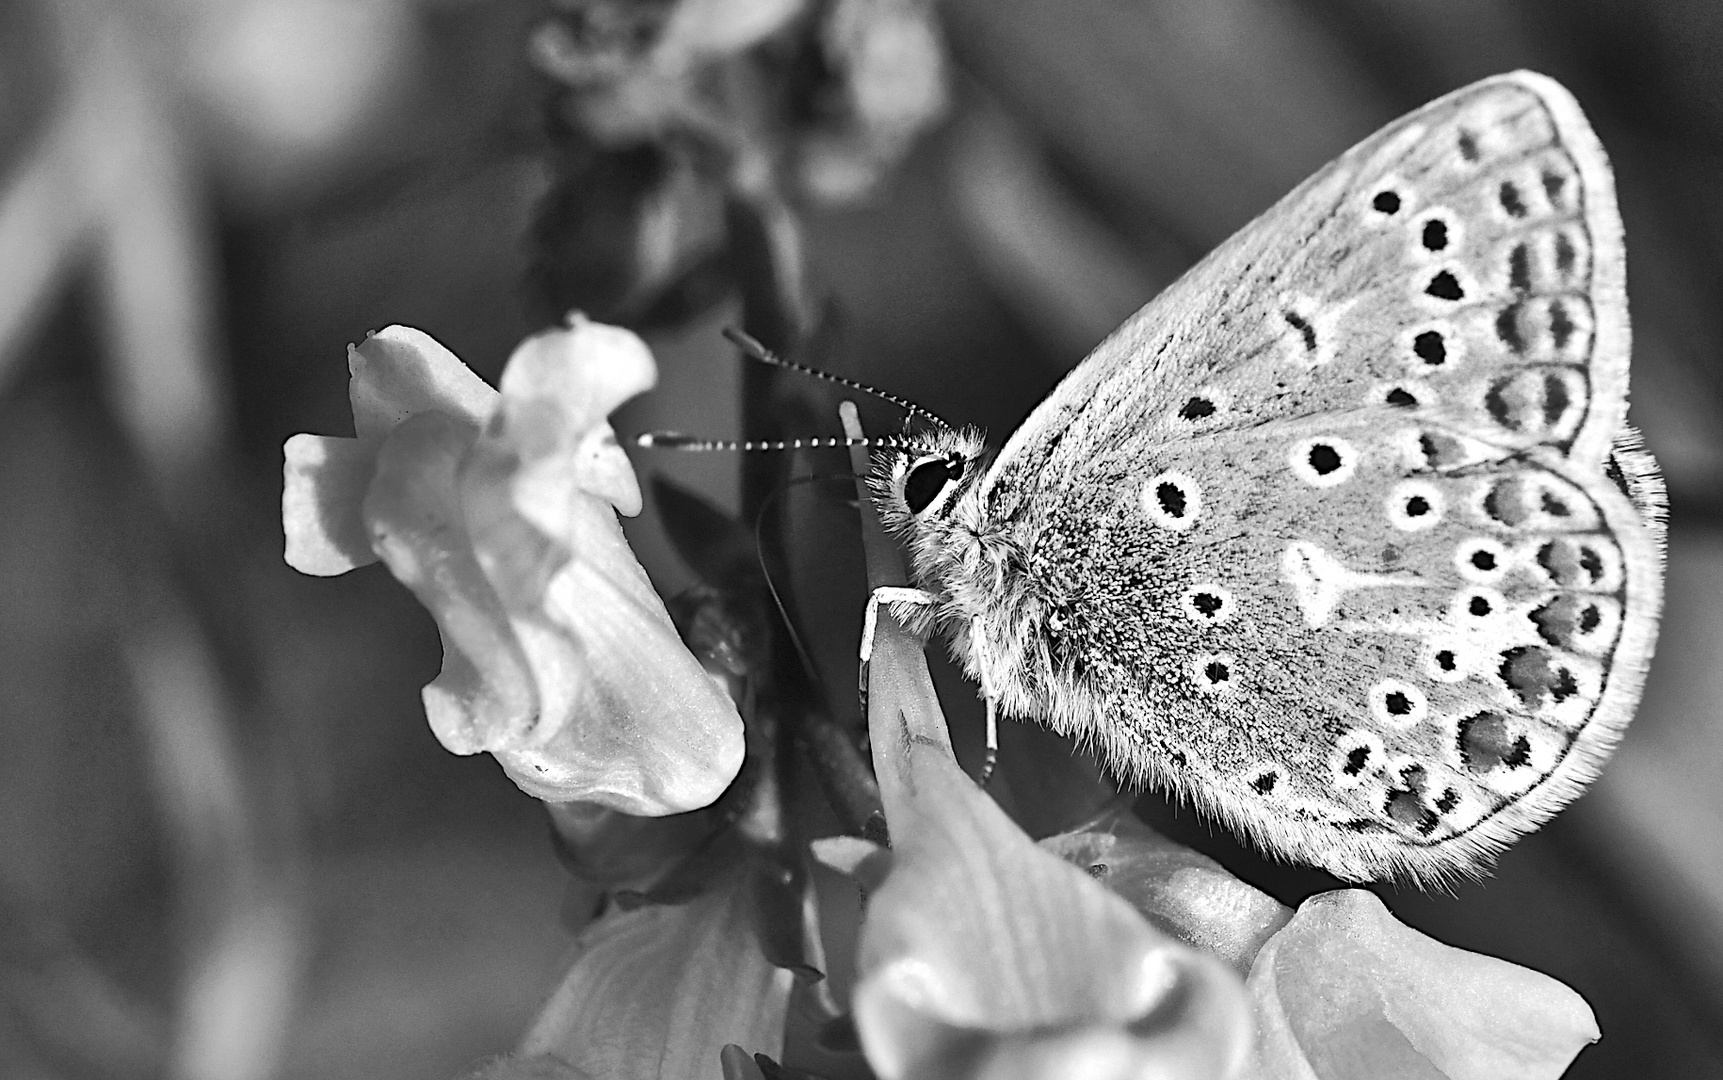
[1426,271,1464,301]
[1285,310,1318,353]
[1413,330,1446,365]
[1496,304,1526,354]
[1509,244,1531,292]
[1499,180,1527,218]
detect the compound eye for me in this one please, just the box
[904,455,958,514]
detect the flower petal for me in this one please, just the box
[347,325,495,442]
[517,869,793,1080]
[1248,889,1599,1080]
[282,433,379,575]
[497,530,747,811]
[435,319,744,812]
[362,412,539,754]
[1041,805,1291,976]
[496,314,655,517]
[853,615,1251,1080]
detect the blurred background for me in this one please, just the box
[3,0,1723,1077]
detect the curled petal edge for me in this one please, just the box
[348,324,496,442]
[283,433,380,575]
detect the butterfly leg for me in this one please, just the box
[858,586,937,663]
[976,696,999,787]
[857,586,938,718]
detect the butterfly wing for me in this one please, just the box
[979,71,1662,882]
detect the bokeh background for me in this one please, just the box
[3,1,1723,1077]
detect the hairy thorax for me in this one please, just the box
[900,481,1077,729]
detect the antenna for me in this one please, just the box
[720,327,951,431]
[635,432,914,452]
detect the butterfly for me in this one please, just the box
[871,71,1665,883]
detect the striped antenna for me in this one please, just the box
[721,327,951,431]
[636,432,914,452]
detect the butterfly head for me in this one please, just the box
[874,425,987,519]
[871,426,1002,602]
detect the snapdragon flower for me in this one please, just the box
[282,316,744,815]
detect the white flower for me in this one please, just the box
[283,316,744,814]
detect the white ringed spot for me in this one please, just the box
[1288,436,1359,488]
[1454,537,1510,583]
[1369,679,1428,728]
[1179,583,1235,626]
[1142,471,1202,532]
[1331,729,1385,790]
[1403,321,1465,371]
[1386,480,1444,531]
[1422,638,1472,683]
[1409,206,1464,259]
[1191,653,1238,696]
[1365,176,1413,222]
[1450,586,1506,624]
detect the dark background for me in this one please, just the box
[2,1,1721,1077]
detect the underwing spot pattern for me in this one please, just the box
[1411,208,1461,258]
[1247,764,1287,798]
[1481,367,1584,440]
[879,76,1660,885]
[1407,324,1460,369]
[1457,711,1532,773]
[1142,471,1203,532]
[1423,639,1472,683]
[1366,114,1600,466]
[1455,537,1510,583]
[1386,480,1444,531]
[1289,436,1359,487]
[1341,460,1632,805]
[1424,269,1466,302]
[1191,652,1238,696]
[1180,583,1236,625]
[1180,396,1216,420]
[1332,729,1385,790]
[1278,297,1346,367]
[1370,680,1428,727]
[1175,387,1229,425]
[1452,586,1504,624]
[1407,429,1474,471]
